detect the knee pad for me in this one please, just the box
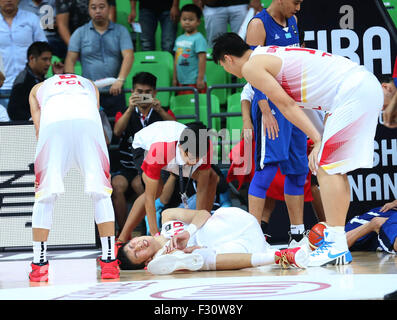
[93,195,115,224]
[31,196,56,230]
[248,165,278,199]
[193,248,217,271]
[284,173,306,196]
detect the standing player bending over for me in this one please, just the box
[29,74,119,281]
[117,206,309,274]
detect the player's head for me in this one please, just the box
[27,41,52,77]
[273,0,303,19]
[378,74,397,108]
[178,122,210,166]
[180,4,202,34]
[117,236,159,270]
[89,0,110,25]
[212,33,251,78]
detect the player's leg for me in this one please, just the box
[248,165,278,224]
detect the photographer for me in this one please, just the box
[111,72,175,235]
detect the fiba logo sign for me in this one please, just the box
[39,5,55,30]
[150,281,331,300]
[303,4,392,74]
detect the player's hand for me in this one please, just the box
[262,109,279,140]
[241,119,254,142]
[379,200,397,212]
[308,140,321,175]
[109,80,123,95]
[369,217,388,233]
[167,231,190,252]
[183,246,202,253]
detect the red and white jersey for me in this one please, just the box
[160,220,187,239]
[36,74,100,129]
[250,46,366,111]
[132,121,212,179]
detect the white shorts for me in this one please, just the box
[34,119,112,201]
[190,207,271,254]
[318,71,383,175]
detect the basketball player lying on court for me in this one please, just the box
[117,206,309,275]
[212,33,385,268]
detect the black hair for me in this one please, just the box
[117,243,146,270]
[27,41,52,60]
[377,74,394,84]
[132,72,157,89]
[212,32,251,64]
[180,3,202,20]
[179,121,210,159]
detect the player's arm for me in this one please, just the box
[163,207,211,251]
[383,90,397,128]
[142,172,162,236]
[246,18,266,46]
[242,55,322,171]
[29,83,42,139]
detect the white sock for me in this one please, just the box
[33,241,47,264]
[100,236,115,261]
[290,224,305,234]
[251,250,277,267]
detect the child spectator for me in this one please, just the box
[173,4,207,95]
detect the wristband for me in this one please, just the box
[117,77,125,82]
[186,224,197,237]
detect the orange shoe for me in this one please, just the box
[275,247,308,269]
[29,261,49,282]
[98,258,120,279]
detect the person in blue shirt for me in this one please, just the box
[64,0,134,118]
[172,4,207,95]
[243,0,309,245]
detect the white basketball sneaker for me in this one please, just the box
[147,250,204,275]
[308,228,352,267]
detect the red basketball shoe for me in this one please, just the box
[98,258,120,279]
[29,261,49,282]
[275,247,308,269]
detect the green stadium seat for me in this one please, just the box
[170,93,221,131]
[225,92,243,154]
[205,53,231,105]
[133,51,174,81]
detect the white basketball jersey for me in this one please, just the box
[36,74,101,129]
[250,46,365,111]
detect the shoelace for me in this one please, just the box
[278,250,294,269]
[311,240,334,256]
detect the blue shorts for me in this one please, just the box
[345,207,397,252]
[251,92,308,175]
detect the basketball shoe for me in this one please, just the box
[308,228,352,267]
[29,261,49,282]
[274,247,309,269]
[147,250,204,275]
[98,258,120,279]
[288,231,311,252]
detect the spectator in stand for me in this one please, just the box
[8,41,64,120]
[128,0,179,53]
[193,0,263,47]
[19,0,67,59]
[111,72,175,235]
[64,0,134,118]
[172,4,207,95]
[0,0,47,108]
[55,0,116,48]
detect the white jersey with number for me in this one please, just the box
[36,74,101,130]
[250,45,383,175]
[34,74,112,200]
[250,45,364,112]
